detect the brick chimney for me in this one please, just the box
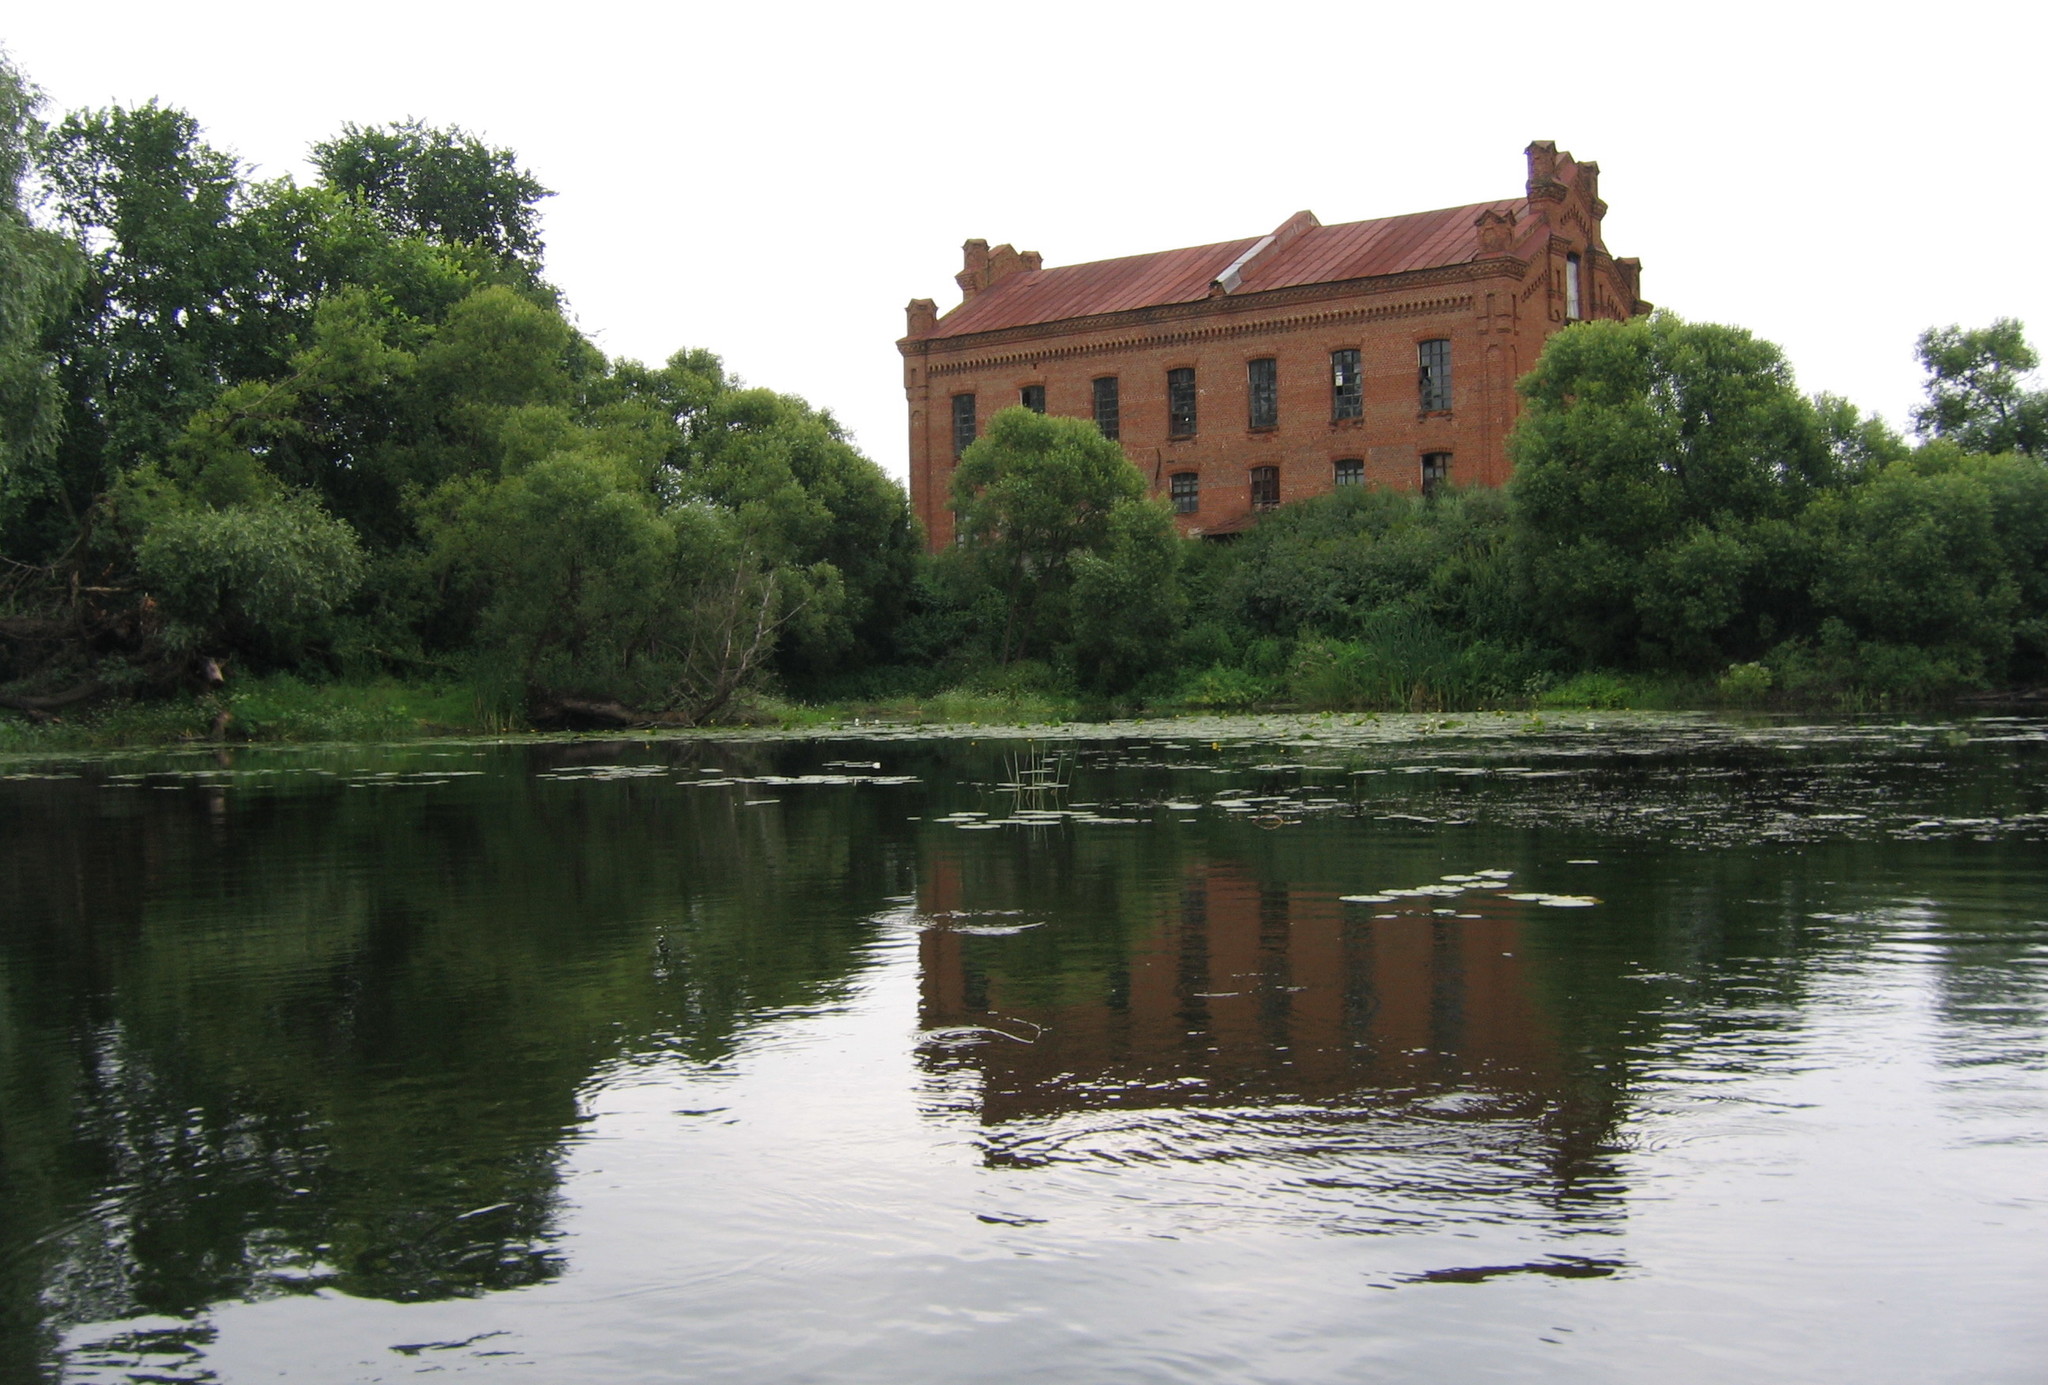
[905,298,938,336]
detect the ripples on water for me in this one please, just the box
[1,713,2044,1383]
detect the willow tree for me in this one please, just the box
[0,56,82,543]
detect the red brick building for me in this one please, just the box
[899,141,1646,548]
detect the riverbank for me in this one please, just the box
[5,669,2036,755]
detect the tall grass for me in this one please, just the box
[0,676,503,752]
[1282,610,1545,711]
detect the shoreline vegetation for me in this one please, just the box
[3,669,2043,757]
[5,58,2048,754]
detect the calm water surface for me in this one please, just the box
[1,713,2044,1383]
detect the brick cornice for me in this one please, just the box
[901,258,1523,364]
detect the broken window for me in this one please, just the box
[1422,452,1451,497]
[1170,471,1199,513]
[1092,376,1120,439]
[1331,349,1362,420]
[952,393,976,456]
[1168,368,1197,436]
[1250,465,1280,510]
[1334,458,1363,487]
[1020,384,1045,413]
[1247,357,1278,429]
[1418,340,1451,412]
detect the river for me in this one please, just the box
[1,713,2043,1382]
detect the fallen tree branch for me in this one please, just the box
[0,680,108,712]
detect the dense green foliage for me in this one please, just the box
[0,54,916,727]
[1503,316,2048,699]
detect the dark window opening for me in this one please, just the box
[951,393,976,456]
[1092,376,1120,440]
[1020,384,1045,413]
[1168,368,1197,436]
[1331,349,1362,420]
[1170,472,1199,514]
[1250,465,1280,510]
[1422,452,1451,498]
[1247,357,1278,430]
[1418,339,1452,412]
[1334,458,1363,487]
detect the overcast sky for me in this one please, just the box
[6,1,2042,484]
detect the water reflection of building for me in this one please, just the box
[922,861,1559,1117]
[919,857,1622,1204]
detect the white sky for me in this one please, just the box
[6,1,2042,485]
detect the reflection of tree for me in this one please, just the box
[0,740,912,1372]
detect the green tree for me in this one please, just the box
[0,56,913,715]
[310,120,551,276]
[1813,391,1910,477]
[1069,498,1185,694]
[424,450,817,723]
[1971,451,2048,677]
[1911,319,2048,458]
[668,371,917,680]
[1759,455,2016,697]
[951,406,1144,663]
[36,101,270,524]
[0,55,82,529]
[424,451,682,699]
[1209,486,1521,644]
[133,491,367,658]
[1509,314,1835,666]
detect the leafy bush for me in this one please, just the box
[135,494,367,656]
[1178,664,1274,710]
[1716,661,1774,706]
[1768,620,1982,705]
[1535,671,1638,710]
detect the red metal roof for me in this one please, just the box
[924,235,1262,340]
[918,199,1524,342]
